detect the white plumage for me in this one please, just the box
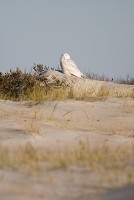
[60,53,84,78]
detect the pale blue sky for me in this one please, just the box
[0,0,134,78]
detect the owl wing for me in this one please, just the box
[66,59,83,77]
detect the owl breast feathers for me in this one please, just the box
[60,53,84,78]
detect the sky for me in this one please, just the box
[0,0,134,78]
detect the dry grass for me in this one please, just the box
[87,120,134,137]
[110,88,134,99]
[110,122,134,137]
[24,120,40,136]
[64,85,110,101]
[1,80,134,101]
[27,84,134,101]
[131,89,134,99]
[0,141,134,180]
[22,86,70,101]
[0,141,134,187]
[97,85,110,97]
[0,79,111,102]
[0,110,9,119]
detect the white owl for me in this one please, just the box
[60,53,84,78]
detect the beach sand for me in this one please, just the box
[0,96,134,199]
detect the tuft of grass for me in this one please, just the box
[25,85,47,101]
[46,87,69,100]
[71,84,109,101]
[111,123,134,137]
[96,85,109,98]
[130,89,134,99]
[72,89,93,101]
[25,120,40,136]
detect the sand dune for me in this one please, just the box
[0,77,134,199]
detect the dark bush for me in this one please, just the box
[33,63,50,76]
[0,68,37,100]
[116,75,134,85]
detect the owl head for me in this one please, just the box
[61,53,70,60]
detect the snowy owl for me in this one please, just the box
[60,53,84,77]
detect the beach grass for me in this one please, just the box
[0,141,134,181]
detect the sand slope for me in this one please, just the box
[0,97,134,147]
[0,87,134,199]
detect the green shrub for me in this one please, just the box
[0,68,37,100]
[0,66,62,101]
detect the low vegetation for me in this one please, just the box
[0,141,134,186]
[0,66,134,101]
